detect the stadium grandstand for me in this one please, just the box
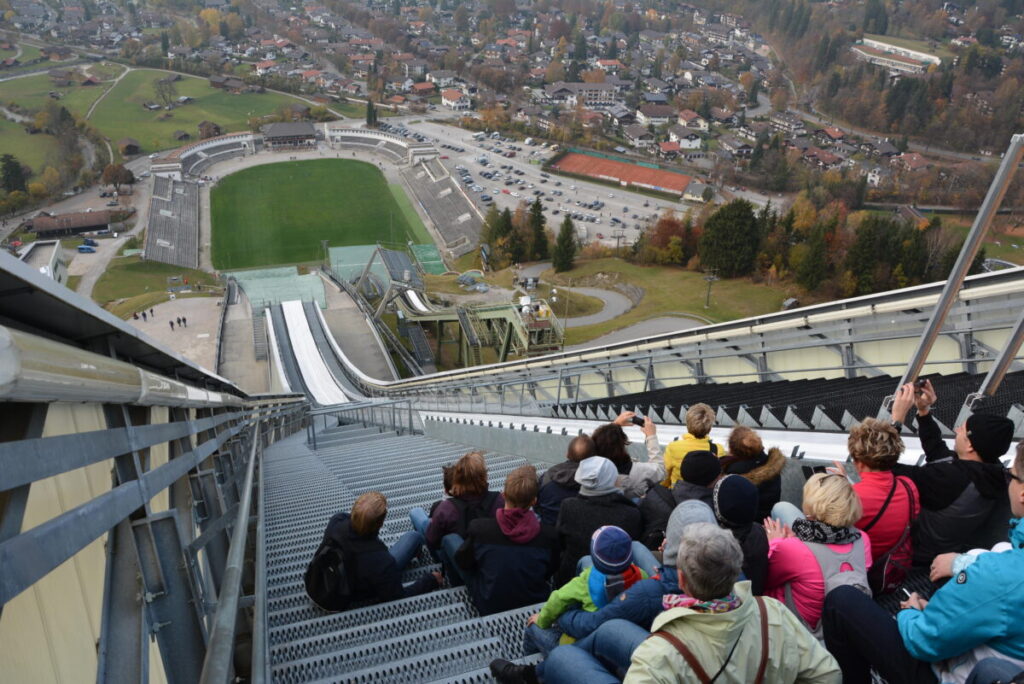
[152,132,260,181]
[144,176,201,268]
[400,162,482,257]
[325,123,439,164]
[1,134,1023,684]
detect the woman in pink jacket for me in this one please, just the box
[764,473,873,637]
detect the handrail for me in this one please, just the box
[0,324,244,407]
[887,133,1024,407]
[199,421,260,684]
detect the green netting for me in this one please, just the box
[411,244,446,275]
[228,266,327,311]
[328,245,393,299]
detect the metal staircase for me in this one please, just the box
[259,422,543,682]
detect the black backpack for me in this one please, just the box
[304,531,354,611]
[451,491,500,537]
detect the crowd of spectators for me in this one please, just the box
[307,381,1024,683]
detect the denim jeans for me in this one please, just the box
[576,542,662,578]
[966,657,1024,684]
[771,501,804,528]
[543,619,650,684]
[524,623,563,657]
[822,585,938,684]
[439,532,467,586]
[388,530,424,573]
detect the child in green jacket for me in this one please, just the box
[525,525,649,652]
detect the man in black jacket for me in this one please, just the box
[890,380,1014,565]
[555,456,642,586]
[321,492,441,606]
[536,435,595,526]
[456,465,561,615]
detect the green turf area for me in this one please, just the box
[387,183,431,242]
[333,100,399,118]
[93,255,220,308]
[84,62,125,82]
[210,159,432,269]
[541,258,790,345]
[88,69,309,154]
[864,34,953,59]
[0,118,60,178]
[0,72,108,117]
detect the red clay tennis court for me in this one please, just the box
[551,153,692,194]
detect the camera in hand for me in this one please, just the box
[631,415,646,427]
[801,464,829,480]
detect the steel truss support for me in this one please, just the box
[885,133,1024,412]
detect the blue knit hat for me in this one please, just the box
[590,525,633,575]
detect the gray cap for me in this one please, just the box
[575,456,619,497]
[663,500,716,567]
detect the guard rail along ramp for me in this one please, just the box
[0,251,307,683]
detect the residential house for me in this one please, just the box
[719,136,752,157]
[683,180,711,202]
[658,141,681,158]
[441,89,471,110]
[636,104,675,126]
[427,70,458,88]
[624,123,656,148]
[678,108,708,130]
[769,110,805,136]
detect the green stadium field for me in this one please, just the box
[210,159,431,270]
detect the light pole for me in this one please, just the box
[703,269,718,309]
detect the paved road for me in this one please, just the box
[518,261,633,328]
[566,315,705,351]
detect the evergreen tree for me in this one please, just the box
[160,32,169,55]
[698,200,760,278]
[796,224,828,290]
[1,154,26,193]
[553,216,576,272]
[482,204,502,245]
[366,100,377,127]
[529,199,548,260]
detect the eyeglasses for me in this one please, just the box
[1006,469,1023,484]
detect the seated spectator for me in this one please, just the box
[536,435,595,526]
[409,451,504,584]
[719,426,785,519]
[712,474,768,594]
[313,491,441,607]
[493,502,709,684]
[639,450,720,549]
[455,465,561,615]
[592,412,666,498]
[537,523,841,683]
[847,418,920,566]
[662,403,718,487]
[890,380,1015,565]
[521,526,650,661]
[554,457,642,585]
[764,473,872,637]
[822,442,1024,684]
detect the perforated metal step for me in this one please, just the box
[260,424,539,682]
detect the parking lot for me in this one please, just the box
[397,120,706,248]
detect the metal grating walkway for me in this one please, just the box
[260,424,542,682]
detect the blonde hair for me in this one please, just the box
[504,464,539,508]
[451,451,489,498]
[686,403,715,438]
[351,491,387,536]
[848,418,904,471]
[802,474,862,528]
[728,426,763,460]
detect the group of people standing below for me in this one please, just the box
[309,379,1024,683]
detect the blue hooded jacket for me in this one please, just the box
[898,518,1024,664]
[558,565,681,638]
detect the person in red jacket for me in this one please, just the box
[847,418,920,564]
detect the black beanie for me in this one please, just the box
[713,474,759,528]
[965,413,1015,463]
[680,450,721,487]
